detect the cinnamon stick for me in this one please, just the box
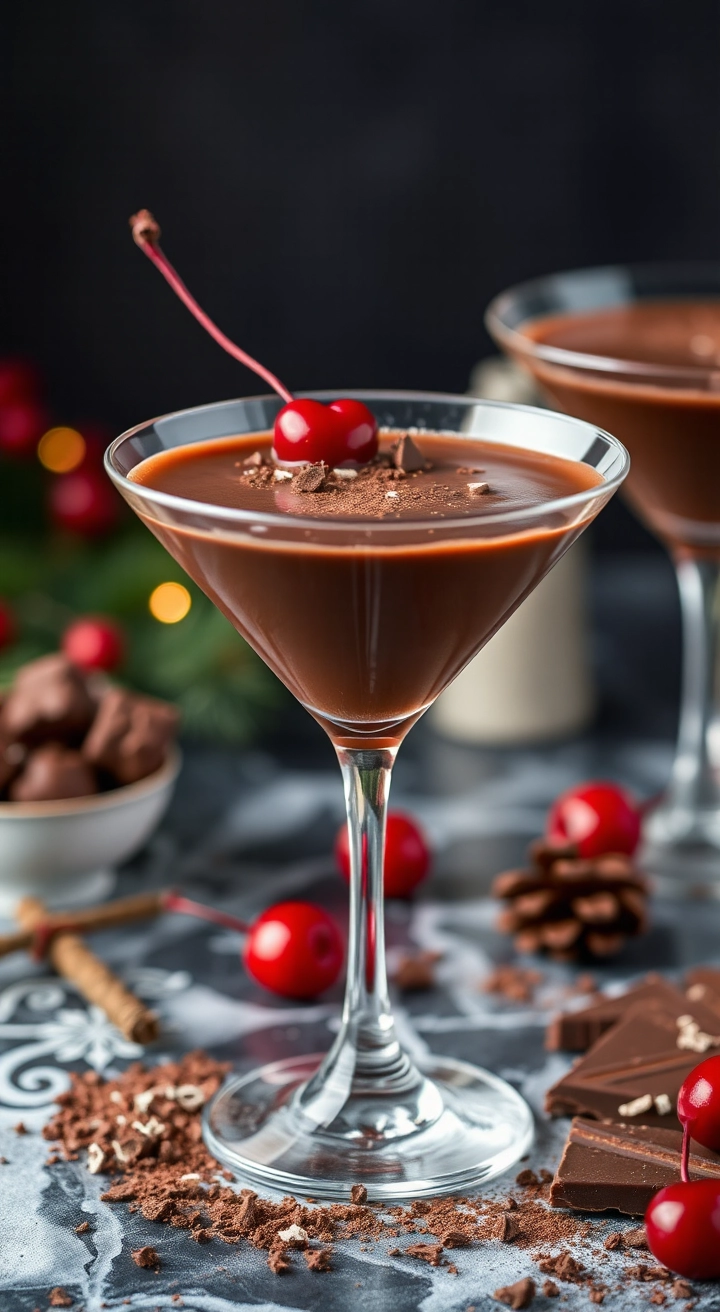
[0,889,167,960]
[16,897,160,1044]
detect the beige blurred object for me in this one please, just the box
[430,358,596,744]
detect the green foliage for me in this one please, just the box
[0,523,284,742]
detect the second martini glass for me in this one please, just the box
[107,391,626,1198]
[487,266,720,882]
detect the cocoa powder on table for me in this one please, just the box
[39,1048,696,1297]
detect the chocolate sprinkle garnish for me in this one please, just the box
[293,462,329,492]
[493,1276,536,1308]
[391,434,426,473]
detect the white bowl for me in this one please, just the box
[0,747,181,914]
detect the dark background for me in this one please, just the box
[5,0,720,552]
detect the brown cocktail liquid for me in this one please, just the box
[130,432,600,748]
[522,301,720,555]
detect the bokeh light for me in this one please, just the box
[37,426,86,473]
[149,581,192,624]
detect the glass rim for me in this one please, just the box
[105,389,629,535]
[486,260,720,385]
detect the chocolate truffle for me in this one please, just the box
[10,743,98,802]
[83,687,178,785]
[1,654,96,745]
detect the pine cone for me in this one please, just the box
[491,841,649,962]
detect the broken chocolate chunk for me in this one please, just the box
[83,686,178,785]
[545,975,688,1052]
[550,1117,720,1215]
[1,653,96,745]
[391,434,426,473]
[545,993,720,1126]
[48,1291,73,1309]
[493,1277,536,1309]
[10,743,98,802]
[132,1244,161,1271]
[392,950,441,991]
[304,1247,332,1271]
[293,462,329,492]
[350,1183,368,1204]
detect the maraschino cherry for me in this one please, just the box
[646,1180,720,1279]
[335,810,431,898]
[63,616,125,673]
[644,1054,720,1278]
[546,780,641,857]
[163,892,343,1000]
[130,210,378,467]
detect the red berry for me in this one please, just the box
[646,1180,720,1278]
[273,398,377,467]
[546,781,641,857]
[62,616,125,673]
[243,901,343,999]
[0,358,41,407]
[0,600,16,652]
[678,1055,720,1152]
[335,810,431,898]
[327,398,378,464]
[49,468,120,536]
[0,398,49,457]
[273,399,344,465]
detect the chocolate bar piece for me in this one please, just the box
[545,993,720,1128]
[1,654,95,745]
[550,1116,720,1215]
[685,967,720,1018]
[546,975,688,1052]
[83,688,178,785]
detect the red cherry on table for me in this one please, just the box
[335,810,431,898]
[273,398,378,467]
[646,1180,720,1279]
[546,780,641,858]
[244,900,344,999]
[0,600,16,652]
[0,398,49,457]
[62,616,125,673]
[677,1054,720,1152]
[49,467,120,536]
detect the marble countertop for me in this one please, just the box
[1,553,714,1311]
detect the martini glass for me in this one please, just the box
[487,266,720,884]
[106,390,626,1199]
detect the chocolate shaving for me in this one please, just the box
[493,1277,536,1308]
[293,462,329,492]
[391,434,426,472]
[392,950,441,991]
[132,1245,161,1271]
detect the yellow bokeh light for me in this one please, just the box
[37,426,87,473]
[149,582,192,624]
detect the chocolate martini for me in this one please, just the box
[521,301,720,553]
[487,265,720,878]
[130,430,602,748]
[107,214,627,1199]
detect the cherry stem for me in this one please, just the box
[681,1124,690,1184]
[161,891,251,935]
[130,211,293,405]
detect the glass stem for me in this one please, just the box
[296,746,421,1128]
[668,555,720,815]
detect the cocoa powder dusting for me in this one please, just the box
[41,1048,696,1292]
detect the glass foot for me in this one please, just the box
[642,802,720,894]
[203,1052,533,1200]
